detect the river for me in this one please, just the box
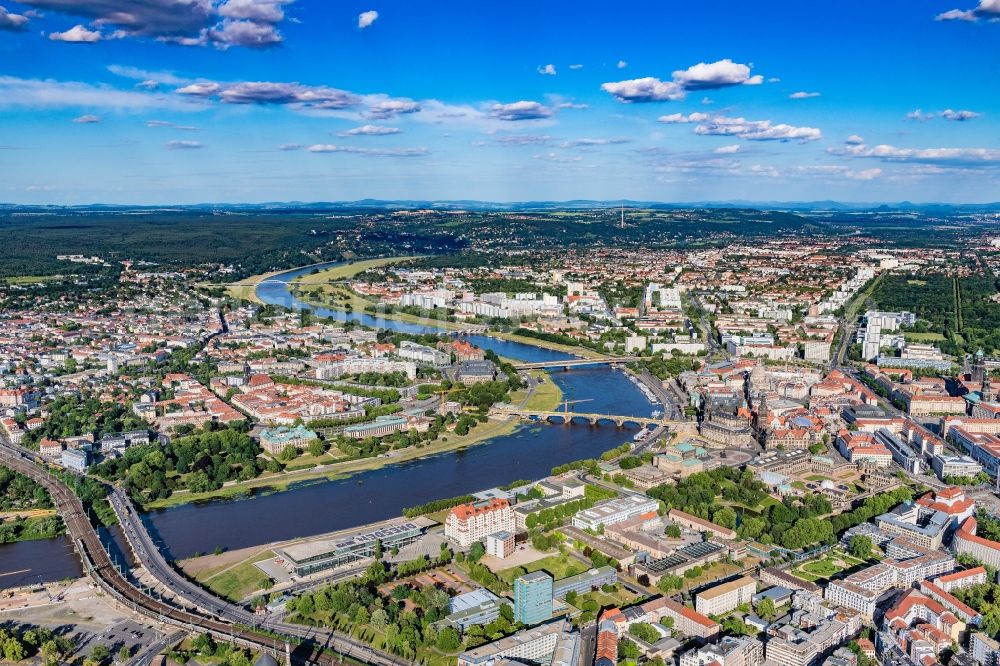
[1,261,657,580]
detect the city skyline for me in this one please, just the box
[1,0,998,204]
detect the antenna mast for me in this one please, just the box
[620,202,624,229]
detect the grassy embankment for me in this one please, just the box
[191,549,276,601]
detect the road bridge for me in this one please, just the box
[512,356,640,370]
[492,405,693,430]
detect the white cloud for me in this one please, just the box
[941,108,981,121]
[569,63,583,70]
[339,124,401,136]
[24,0,292,48]
[367,98,420,119]
[495,135,551,146]
[176,82,222,97]
[165,139,203,149]
[617,60,627,69]
[537,64,557,76]
[108,65,192,87]
[218,0,287,22]
[659,111,820,142]
[835,142,1000,165]
[657,112,711,123]
[848,168,882,180]
[672,59,762,89]
[72,114,100,123]
[0,75,199,111]
[556,101,588,110]
[845,134,866,145]
[49,24,101,41]
[558,137,631,148]
[694,115,822,141]
[307,144,428,157]
[358,10,378,29]
[936,0,999,21]
[146,119,199,129]
[789,91,820,99]
[488,100,553,121]
[278,143,302,151]
[749,164,780,177]
[713,144,741,154]
[0,5,29,30]
[767,77,781,83]
[906,109,934,121]
[603,58,763,103]
[602,77,683,103]
[936,8,977,20]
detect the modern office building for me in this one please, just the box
[514,571,554,626]
[275,518,429,577]
[552,566,616,599]
[457,620,579,666]
[695,576,756,616]
[571,495,659,530]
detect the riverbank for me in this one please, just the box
[143,416,522,510]
[510,369,563,411]
[292,256,418,284]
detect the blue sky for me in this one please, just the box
[0,0,998,204]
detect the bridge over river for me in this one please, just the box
[511,355,640,370]
[491,405,695,430]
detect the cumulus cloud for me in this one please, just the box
[177,80,362,110]
[617,60,627,68]
[906,108,982,122]
[49,23,101,41]
[488,100,553,121]
[537,64,557,76]
[367,98,421,119]
[714,144,741,154]
[657,112,712,123]
[602,77,683,103]
[941,109,981,121]
[936,0,1000,21]
[72,114,100,122]
[672,59,763,89]
[556,101,588,110]
[603,58,763,103]
[358,9,378,29]
[22,0,293,48]
[0,5,29,30]
[659,112,820,142]
[834,141,1000,166]
[166,139,203,149]
[789,91,820,99]
[694,115,822,141]
[307,144,428,157]
[339,124,401,136]
[845,134,866,145]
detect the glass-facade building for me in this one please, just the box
[514,571,553,626]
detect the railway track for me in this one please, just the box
[0,443,354,665]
